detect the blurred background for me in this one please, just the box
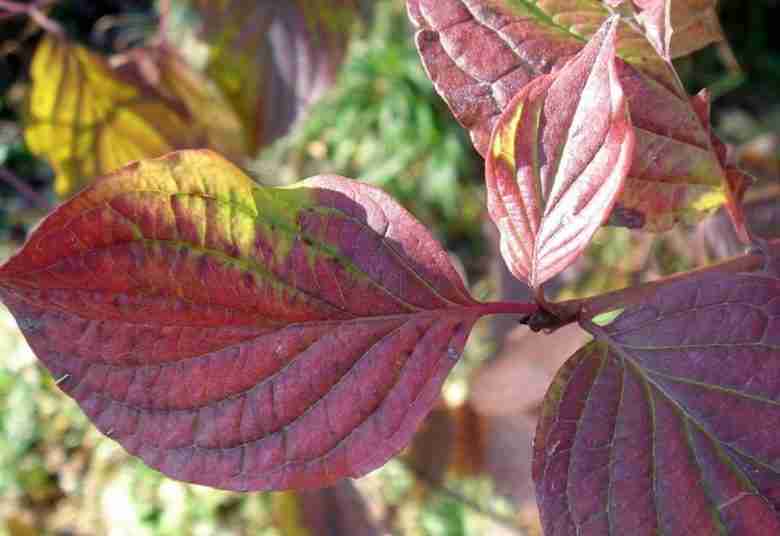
[0,1,778,535]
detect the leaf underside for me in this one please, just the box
[407,0,729,231]
[486,17,634,288]
[0,150,489,491]
[534,271,780,534]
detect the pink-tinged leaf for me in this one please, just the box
[632,0,724,60]
[534,270,780,535]
[0,150,534,491]
[631,0,672,60]
[486,18,634,288]
[408,0,729,231]
[191,0,357,153]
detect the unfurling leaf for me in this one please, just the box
[0,150,533,491]
[408,0,729,231]
[191,0,358,153]
[25,37,208,197]
[534,270,780,535]
[486,17,634,288]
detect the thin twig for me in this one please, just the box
[0,0,63,36]
[0,167,52,210]
[405,460,528,535]
[156,0,171,45]
[558,238,780,320]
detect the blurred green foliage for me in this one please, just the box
[256,0,485,273]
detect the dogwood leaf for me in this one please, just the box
[0,150,533,491]
[486,17,634,289]
[620,0,723,60]
[191,0,357,153]
[26,37,193,197]
[118,46,247,162]
[534,270,780,534]
[408,0,729,231]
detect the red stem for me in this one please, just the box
[0,0,63,36]
[561,238,780,320]
[474,300,538,316]
[0,167,52,210]
[156,0,171,45]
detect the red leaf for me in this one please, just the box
[723,168,753,244]
[690,89,753,244]
[534,270,780,534]
[0,150,534,491]
[486,18,634,289]
[409,0,729,231]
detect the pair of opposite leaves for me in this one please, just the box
[4,149,780,534]
[4,3,780,534]
[409,0,746,290]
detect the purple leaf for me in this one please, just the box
[534,269,780,534]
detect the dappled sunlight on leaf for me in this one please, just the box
[0,149,535,491]
[487,17,634,288]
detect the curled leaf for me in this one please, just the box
[486,17,635,288]
[0,150,531,490]
[534,270,780,534]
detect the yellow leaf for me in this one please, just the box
[122,46,247,162]
[272,492,312,536]
[25,37,243,198]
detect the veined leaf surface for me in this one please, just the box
[25,37,202,197]
[191,0,358,153]
[0,150,531,490]
[119,45,247,163]
[614,0,723,60]
[533,270,780,534]
[486,17,634,288]
[408,0,729,231]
